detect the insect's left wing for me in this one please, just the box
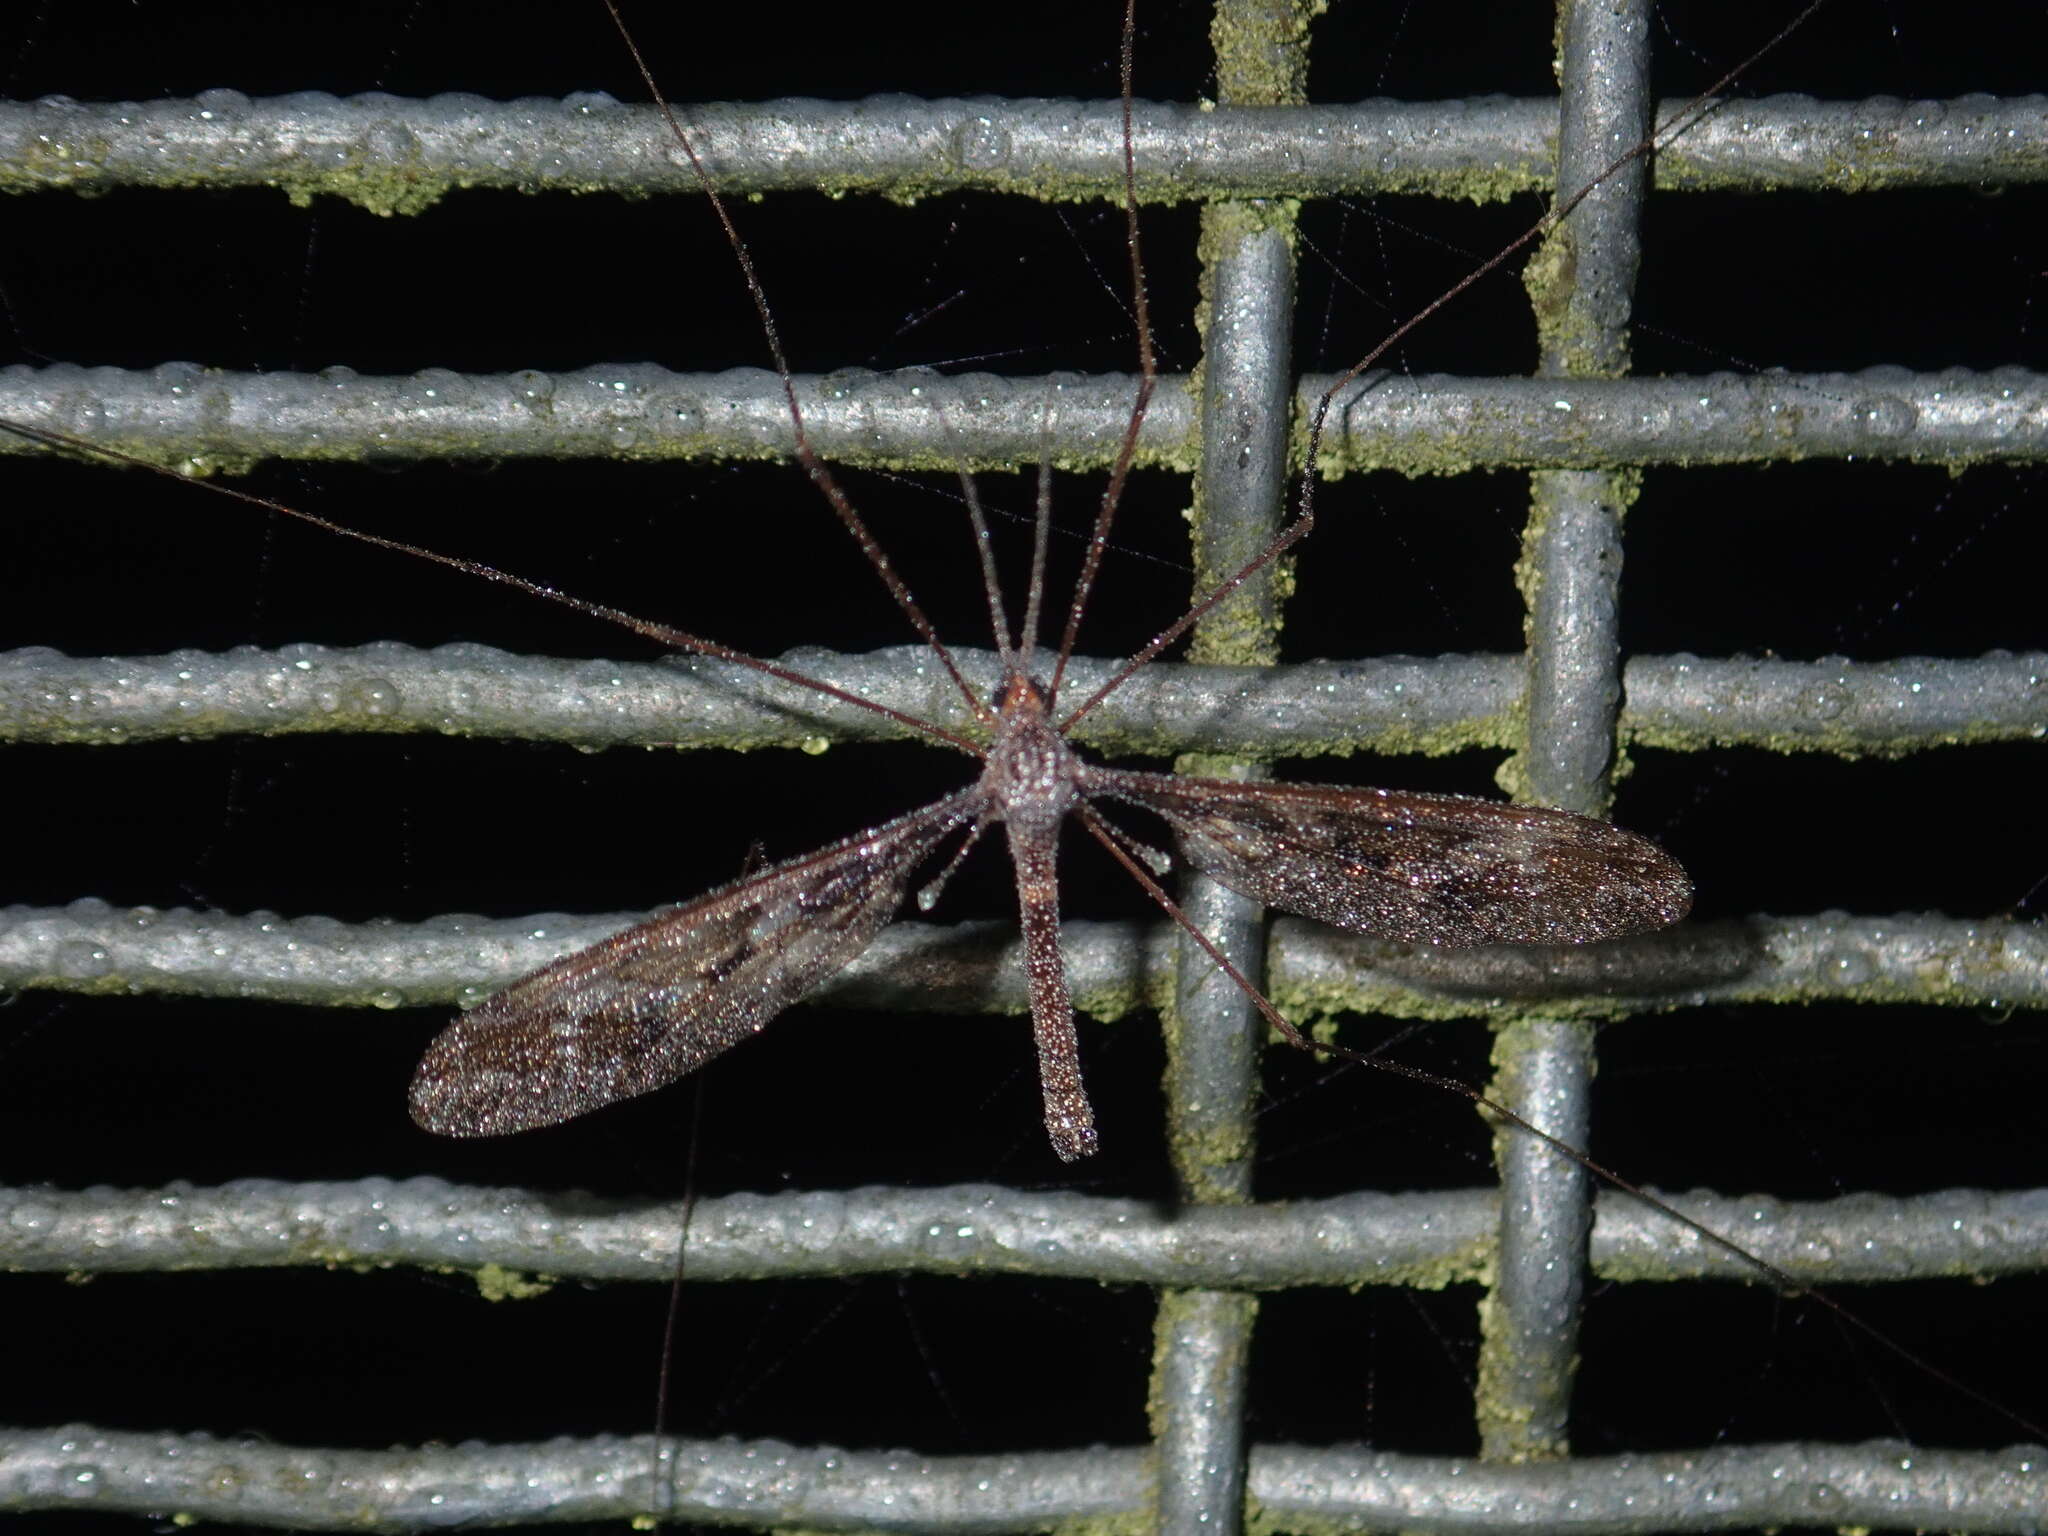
[1088,768,1690,946]
[410,791,978,1136]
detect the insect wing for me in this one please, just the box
[410,791,977,1136]
[1090,768,1690,946]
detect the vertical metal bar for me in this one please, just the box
[1477,0,1653,1463]
[1147,2,1307,1530]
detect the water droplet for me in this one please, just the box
[9,1199,56,1232]
[949,115,1012,171]
[1851,394,1917,438]
[1806,682,1849,720]
[339,675,402,718]
[53,940,112,980]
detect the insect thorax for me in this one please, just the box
[981,671,1083,831]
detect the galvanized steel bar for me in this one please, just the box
[1,93,2041,208]
[6,1178,2044,1289]
[1479,0,1653,1460]
[5,646,2041,757]
[1146,0,1305,1525]
[5,363,2040,472]
[3,1425,2039,1533]
[4,906,2041,1017]
[1251,1441,2048,1534]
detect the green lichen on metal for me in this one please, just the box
[1071,966,1167,1029]
[1042,1515,1152,1536]
[1264,961,1679,1035]
[13,428,264,483]
[1261,966,1468,1035]
[1168,1114,1259,1201]
[1490,732,1538,806]
[1400,1236,1493,1294]
[1209,0,1321,107]
[1181,572,1297,670]
[1173,752,1251,782]
[0,126,452,217]
[12,967,134,998]
[1069,694,1520,764]
[1626,713,2037,761]
[1246,1507,1374,1536]
[1471,1290,1560,1462]
[1292,395,1512,483]
[1519,222,1615,382]
[281,153,447,219]
[472,1261,553,1301]
[3,123,117,193]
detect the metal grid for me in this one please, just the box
[0,1,2044,1532]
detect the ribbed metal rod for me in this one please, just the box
[3,1425,2038,1533]
[4,364,2039,471]
[5,1178,2044,1288]
[4,645,2041,756]
[1480,0,1654,1461]
[2,93,2040,208]
[4,907,2041,1017]
[1146,0,1305,1523]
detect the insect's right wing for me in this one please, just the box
[410,791,979,1136]
[1088,768,1690,946]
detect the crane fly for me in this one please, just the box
[402,0,1692,1161]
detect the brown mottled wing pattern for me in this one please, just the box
[410,791,978,1136]
[1089,769,1690,945]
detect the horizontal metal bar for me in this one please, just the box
[1253,1442,2048,1535]
[4,364,2040,473]
[0,644,1525,757]
[0,362,1192,474]
[5,1178,2042,1288]
[3,645,2040,756]
[1308,367,2048,476]
[2,93,2040,211]
[3,904,2040,1016]
[1277,911,2048,1017]
[1624,653,2048,755]
[3,1424,2037,1533]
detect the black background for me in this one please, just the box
[2,1,2045,1531]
